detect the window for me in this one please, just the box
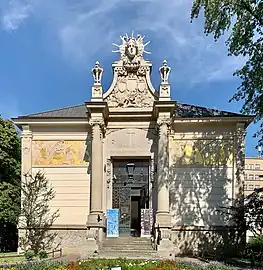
[249,164,254,170]
[255,164,260,170]
[249,174,254,180]
[244,174,247,180]
[248,184,254,190]
[244,184,247,190]
[255,174,260,180]
[255,185,260,189]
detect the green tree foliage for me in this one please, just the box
[0,116,21,251]
[219,188,263,259]
[19,172,59,255]
[191,0,263,143]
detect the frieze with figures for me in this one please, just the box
[32,140,89,166]
[170,138,234,166]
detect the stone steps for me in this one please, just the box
[99,237,157,259]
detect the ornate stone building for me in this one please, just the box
[13,34,253,256]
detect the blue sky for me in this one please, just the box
[0,0,259,156]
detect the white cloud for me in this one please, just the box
[0,0,33,31]
[0,0,244,85]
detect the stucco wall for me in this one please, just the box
[169,123,235,227]
[31,137,91,227]
[31,167,90,226]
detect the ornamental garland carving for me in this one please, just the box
[105,75,154,108]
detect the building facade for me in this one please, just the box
[13,34,253,256]
[244,157,263,196]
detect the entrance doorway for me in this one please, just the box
[112,159,150,237]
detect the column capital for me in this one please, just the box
[21,130,32,139]
[156,117,172,127]
[89,118,105,128]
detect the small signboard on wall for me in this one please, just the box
[141,209,153,237]
[106,209,119,237]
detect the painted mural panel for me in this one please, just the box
[32,140,89,166]
[170,138,233,166]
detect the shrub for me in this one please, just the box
[246,234,263,264]
[248,234,263,253]
[24,250,34,261]
[38,250,48,259]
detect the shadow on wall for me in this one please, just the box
[157,128,244,257]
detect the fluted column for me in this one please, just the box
[87,119,104,226]
[91,121,103,214]
[156,118,171,228]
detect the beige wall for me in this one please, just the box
[30,125,91,228]
[169,123,235,227]
[244,157,263,196]
[32,167,90,226]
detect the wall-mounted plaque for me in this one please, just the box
[106,209,119,237]
[141,209,153,237]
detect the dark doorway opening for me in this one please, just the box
[112,159,150,237]
[131,196,140,237]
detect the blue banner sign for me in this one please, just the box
[106,209,119,237]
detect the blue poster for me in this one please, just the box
[106,209,119,237]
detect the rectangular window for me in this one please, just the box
[248,184,254,190]
[255,185,260,189]
[255,164,260,170]
[249,174,254,180]
[244,174,247,180]
[249,164,254,170]
[255,174,260,180]
[244,184,247,190]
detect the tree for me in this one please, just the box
[191,0,263,144]
[19,172,59,255]
[0,116,21,252]
[219,188,263,260]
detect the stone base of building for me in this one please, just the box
[18,226,242,259]
[171,227,241,257]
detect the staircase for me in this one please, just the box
[98,237,157,259]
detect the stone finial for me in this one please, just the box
[159,60,171,84]
[92,61,103,84]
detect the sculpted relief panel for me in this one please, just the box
[32,140,89,166]
[106,128,156,154]
[105,74,154,108]
[170,138,234,167]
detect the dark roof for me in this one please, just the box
[175,103,244,118]
[16,102,249,119]
[18,104,87,118]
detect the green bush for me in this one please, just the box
[248,235,263,253]
[24,250,34,261]
[38,250,48,259]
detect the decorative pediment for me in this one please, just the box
[103,33,157,108]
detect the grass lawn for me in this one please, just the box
[0,252,24,263]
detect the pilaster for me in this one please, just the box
[18,125,32,254]
[153,100,176,255]
[21,125,32,176]
[234,123,246,198]
[85,101,108,251]
[156,117,171,227]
